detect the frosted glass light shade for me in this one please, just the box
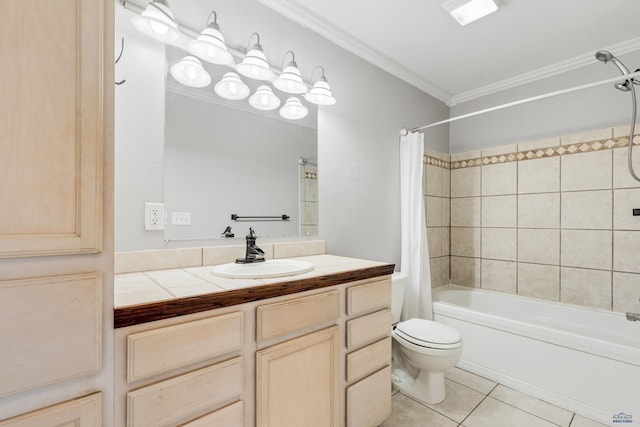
[131,0,183,44]
[249,85,281,111]
[215,72,250,100]
[304,76,336,105]
[273,62,307,94]
[188,22,234,65]
[279,97,308,120]
[170,56,211,88]
[236,46,274,81]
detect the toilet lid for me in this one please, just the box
[395,318,462,349]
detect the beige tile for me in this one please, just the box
[305,178,317,201]
[442,198,451,227]
[481,260,516,294]
[442,229,450,256]
[482,143,518,158]
[569,414,608,427]
[614,188,640,230]
[426,196,443,227]
[442,167,451,197]
[451,167,481,198]
[481,163,517,196]
[614,231,640,273]
[427,227,443,258]
[518,263,560,301]
[612,272,640,313]
[445,368,496,395]
[561,190,612,230]
[518,136,561,152]
[481,228,516,261]
[451,227,481,258]
[518,229,560,265]
[482,195,516,228]
[519,193,560,229]
[518,157,560,194]
[561,230,612,270]
[613,124,640,139]
[561,150,612,192]
[305,201,318,224]
[560,128,612,145]
[426,147,445,160]
[115,247,203,274]
[451,256,481,288]
[451,197,481,227]
[560,267,612,310]
[613,147,640,189]
[272,240,326,259]
[426,164,443,197]
[426,379,485,423]
[463,396,558,427]
[489,385,573,427]
[381,392,458,427]
[430,257,443,288]
[451,150,481,162]
[145,269,224,297]
[114,273,174,307]
[204,244,261,266]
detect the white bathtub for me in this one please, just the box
[432,285,640,426]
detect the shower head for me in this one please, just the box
[595,50,631,75]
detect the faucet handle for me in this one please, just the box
[248,227,257,239]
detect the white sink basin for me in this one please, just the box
[211,259,314,279]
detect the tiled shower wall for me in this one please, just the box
[424,150,451,288]
[443,126,640,314]
[299,164,318,236]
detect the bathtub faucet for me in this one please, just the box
[626,312,640,322]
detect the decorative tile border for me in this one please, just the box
[305,172,318,180]
[424,155,451,169]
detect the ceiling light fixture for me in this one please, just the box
[188,11,234,65]
[214,72,250,100]
[304,66,336,106]
[442,0,503,26]
[131,0,183,44]
[249,85,281,111]
[170,56,211,88]
[273,51,308,95]
[236,32,275,81]
[279,97,308,120]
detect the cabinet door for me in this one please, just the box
[256,326,339,427]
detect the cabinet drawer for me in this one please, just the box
[346,308,391,350]
[257,290,340,342]
[127,357,242,427]
[346,278,391,316]
[127,311,243,382]
[179,401,243,427]
[346,366,391,427]
[346,337,391,384]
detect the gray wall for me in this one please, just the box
[450,51,640,153]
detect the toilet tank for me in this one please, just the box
[391,272,408,324]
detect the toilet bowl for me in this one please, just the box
[391,273,463,404]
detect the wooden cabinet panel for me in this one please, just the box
[0,274,102,397]
[256,327,339,427]
[346,308,391,350]
[127,311,243,382]
[346,367,392,427]
[347,278,391,316]
[0,0,103,257]
[127,357,242,427]
[346,337,391,384]
[257,290,339,342]
[179,401,243,427]
[0,392,101,427]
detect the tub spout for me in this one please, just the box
[626,312,640,322]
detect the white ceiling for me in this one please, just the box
[256,0,640,105]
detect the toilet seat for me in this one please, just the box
[394,318,462,350]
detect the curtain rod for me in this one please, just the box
[407,70,640,133]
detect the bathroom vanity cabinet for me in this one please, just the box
[113,265,392,427]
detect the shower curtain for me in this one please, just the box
[399,131,433,320]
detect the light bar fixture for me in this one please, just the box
[170,56,211,88]
[236,32,274,81]
[188,11,234,65]
[273,51,307,95]
[442,0,503,26]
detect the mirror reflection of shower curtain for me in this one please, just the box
[400,131,433,320]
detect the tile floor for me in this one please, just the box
[381,367,608,427]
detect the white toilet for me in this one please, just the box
[390,272,463,404]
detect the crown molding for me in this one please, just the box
[449,36,640,106]
[255,0,453,104]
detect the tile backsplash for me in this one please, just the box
[426,126,640,314]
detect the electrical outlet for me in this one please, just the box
[171,212,191,225]
[145,203,165,230]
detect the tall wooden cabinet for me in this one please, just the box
[0,0,113,424]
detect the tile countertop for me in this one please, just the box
[114,254,395,328]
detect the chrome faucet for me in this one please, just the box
[235,227,265,264]
[626,312,640,322]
